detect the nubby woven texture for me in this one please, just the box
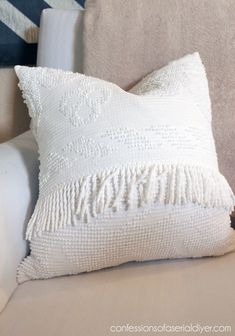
[15,53,235,282]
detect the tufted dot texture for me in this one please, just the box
[15,52,235,282]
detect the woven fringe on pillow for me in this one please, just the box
[26,163,235,239]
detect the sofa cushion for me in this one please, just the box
[0,254,235,336]
[0,131,38,313]
[0,68,29,143]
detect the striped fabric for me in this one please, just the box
[0,0,84,65]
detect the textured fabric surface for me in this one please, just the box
[17,205,235,283]
[15,53,235,282]
[0,131,38,313]
[0,68,29,143]
[1,253,235,335]
[83,0,235,192]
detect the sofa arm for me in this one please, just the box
[0,131,39,312]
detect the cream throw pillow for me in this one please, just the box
[15,53,235,282]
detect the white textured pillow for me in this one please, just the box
[15,53,235,282]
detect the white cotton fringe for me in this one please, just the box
[26,164,235,239]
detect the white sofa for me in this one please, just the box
[0,9,235,336]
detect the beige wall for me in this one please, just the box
[0,68,30,143]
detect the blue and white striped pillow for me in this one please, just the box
[0,0,84,66]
